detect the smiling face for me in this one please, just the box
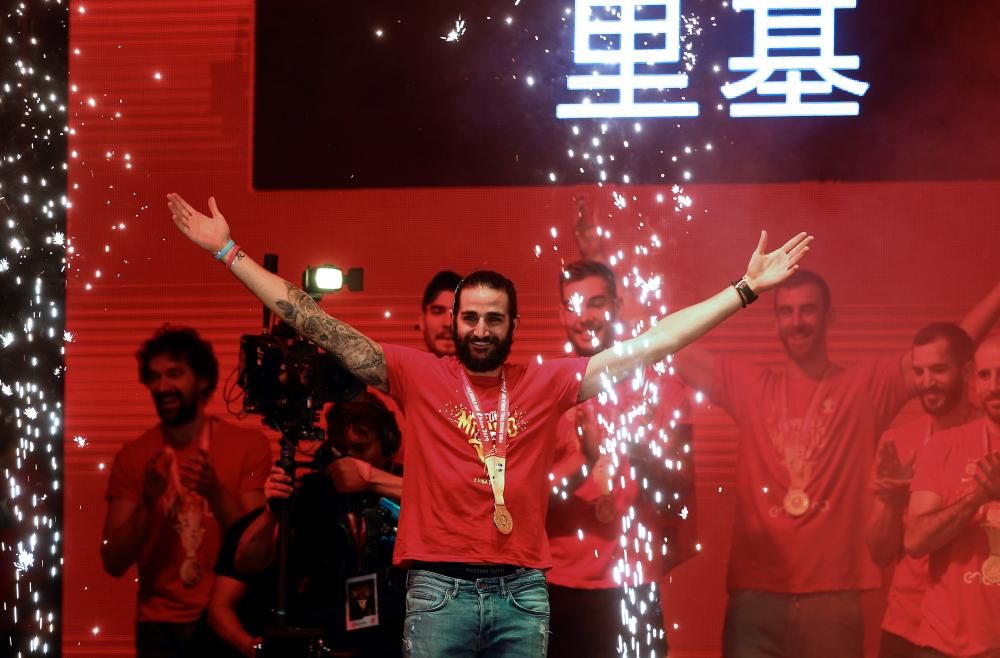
[774,283,832,364]
[421,290,456,357]
[452,285,517,373]
[975,338,1000,427]
[560,275,620,356]
[912,337,969,417]
[142,353,207,426]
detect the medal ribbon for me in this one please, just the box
[163,419,212,586]
[346,511,368,571]
[777,368,830,493]
[460,370,509,512]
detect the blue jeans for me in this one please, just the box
[402,568,550,658]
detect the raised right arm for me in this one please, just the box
[167,193,388,391]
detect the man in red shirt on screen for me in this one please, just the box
[419,270,463,357]
[167,191,810,657]
[906,335,1000,658]
[100,326,272,658]
[670,272,1000,658]
[546,259,698,658]
[867,323,978,658]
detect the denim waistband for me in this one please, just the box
[407,566,546,594]
[411,561,526,580]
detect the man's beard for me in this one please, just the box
[454,330,514,373]
[154,392,200,426]
[918,383,965,417]
[427,331,455,357]
[779,326,822,361]
[570,326,611,357]
[984,394,1000,426]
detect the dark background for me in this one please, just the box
[254,0,1000,187]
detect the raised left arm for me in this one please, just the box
[579,231,812,401]
[960,281,1000,346]
[898,281,1000,394]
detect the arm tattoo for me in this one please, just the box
[275,283,387,387]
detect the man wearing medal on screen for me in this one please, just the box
[905,335,1000,658]
[166,191,811,657]
[545,259,698,658]
[101,326,271,658]
[866,323,979,658]
[669,271,1000,658]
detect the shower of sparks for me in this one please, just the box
[14,548,35,573]
[441,16,466,42]
[539,5,716,640]
[0,1,68,654]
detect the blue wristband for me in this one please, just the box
[214,239,235,261]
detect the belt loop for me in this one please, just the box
[500,574,508,597]
[451,576,461,597]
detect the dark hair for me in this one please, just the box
[560,260,617,300]
[453,271,519,320]
[136,325,219,400]
[913,322,974,366]
[775,269,832,310]
[422,270,463,310]
[325,392,401,458]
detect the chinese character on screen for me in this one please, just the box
[722,0,869,117]
[556,0,700,119]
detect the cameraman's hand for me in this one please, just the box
[264,466,294,502]
[326,457,374,493]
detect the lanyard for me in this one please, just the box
[460,369,509,460]
[460,369,512,531]
[778,367,831,465]
[162,418,212,587]
[165,418,212,501]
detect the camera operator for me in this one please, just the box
[201,392,405,657]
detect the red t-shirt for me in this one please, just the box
[879,415,934,643]
[547,375,696,589]
[105,418,272,623]
[912,418,1000,657]
[382,344,589,568]
[712,356,910,593]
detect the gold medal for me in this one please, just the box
[981,504,1000,584]
[494,504,513,535]
[982,556,1000,585]
[594,495,615,524]
[783,489,810,517]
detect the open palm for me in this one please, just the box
[167,193,230,253]
[745,231,813,292]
